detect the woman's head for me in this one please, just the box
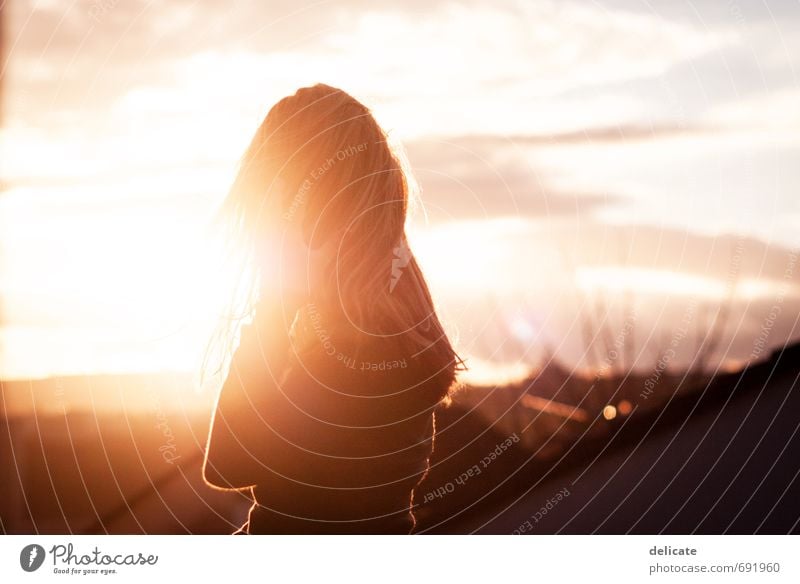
[217,84,460,394]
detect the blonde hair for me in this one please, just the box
[206,84,461,399]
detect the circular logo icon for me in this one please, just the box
[20,544,46,572]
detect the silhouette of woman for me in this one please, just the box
[203,84,461,534]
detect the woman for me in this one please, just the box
[203,84,462,534]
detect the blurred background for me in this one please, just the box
[2,0,799,534]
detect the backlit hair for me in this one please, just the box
[207,84,462,400]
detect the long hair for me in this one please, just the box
[205,84,462,399]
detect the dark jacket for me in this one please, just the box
[204,302,449,534]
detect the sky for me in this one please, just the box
[1,0,799,382]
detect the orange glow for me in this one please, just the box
[602,405,617,420]
[575,266,789,300]
[0,184,239,380]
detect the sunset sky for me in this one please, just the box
[1,0,799,381]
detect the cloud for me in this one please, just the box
[433,123,706,147]
[6,0,734,137]
[413,217,800,368]
[705,88,800,141]
[404,135,622,222]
